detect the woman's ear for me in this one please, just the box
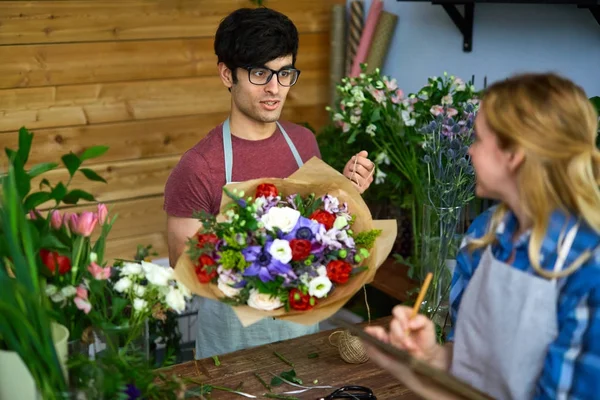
[507,147,526,174]
[218,63,233,89]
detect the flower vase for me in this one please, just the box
[0,323,69,400]
[94,320,149,359]
[419,204,463,329]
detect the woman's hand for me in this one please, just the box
[364,305,450,370]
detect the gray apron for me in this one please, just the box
[194,118,319,359]
[450,223,580,400]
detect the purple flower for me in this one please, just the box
[125,384,141,400]
[242,244,292,282]
[322,195,348,214]
[284,216,320,241]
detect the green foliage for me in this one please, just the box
[353,229,382,250]
[219,249,249,270]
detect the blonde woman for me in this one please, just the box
[365,73,600,400]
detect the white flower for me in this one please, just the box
[217,274,242,298]
[401,110,411,123]
[375,152,390,165]
[114,277,132,293]
[309,276,333,298]
[133,284,146,297]
[89,252,98,263]
[316,265,328,277]
[455,78,466,92]
[45,284,58,296]
[350,115,360,125]
[269,239,292,264]
[375,169,387,184]
[333,113,344,122]
[247,289,283,311]
[121,262,142,276]
[133,298,148,313]
[299,273,311,286]
[60,285,77,298]
[165,287,186,313]
[405,118,416,127]
[442,94,453,105]
[366,124,376,137]
[51,292,66,303]
[260,206,301,233]
[333,216,348,230]
[142,261,173,287]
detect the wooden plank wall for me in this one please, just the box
[0,0,341,261]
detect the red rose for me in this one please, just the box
[289,239,311,261]
[195,255,217,284]
[255,183,278,198]
[40,249,72,275]
[309,210,336,231]
[326,260,353,284]
[288,288,317,311]
[196,233,218,249]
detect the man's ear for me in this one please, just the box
[218,63,233,89]
[507,147,525,174]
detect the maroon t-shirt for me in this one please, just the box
[164,121,322,218]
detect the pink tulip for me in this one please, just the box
[88,262,111,280]
[74,297,91,314]
[29,209,41,220]
[71,212,98,237]
[49,210,62,230]
[96,203,108,225]
[76,285,88,300]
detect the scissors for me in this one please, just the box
[317,385,376,399]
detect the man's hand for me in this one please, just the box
[343,150,375,194]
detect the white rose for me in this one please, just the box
[309,276,333,298]
[133,298,148,313]
[114,277,132,293]
[121,262,142,276]
[247,289,283,311]
[50,292,66,303]
[217,274,242,298]
[260,207,300,233]
[269,239,292,264]
[165,287,186,313]
[60,285,77,298]
[142,261,173,287]
[133,284,146,297]
[333,216,348,230]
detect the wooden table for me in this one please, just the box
[164,316,419,399]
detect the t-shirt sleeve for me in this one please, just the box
[163,150,214,218]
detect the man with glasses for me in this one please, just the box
[164,7,375,359]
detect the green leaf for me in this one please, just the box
[62,189,95,204]
[28,162,58,178]
[14,161,31,200]
[51,182,67,202]
[17,127,33,165]
[111,297,128,319]
[39,235,70,252]
[61,153,81,177]
[270,376,283,387]
[79,145,109,161]
[590,96,600,113]
[79,168,107,183]
[39,178,52,190]
[23,192,52,212]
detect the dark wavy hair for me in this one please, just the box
[214,7,299,83]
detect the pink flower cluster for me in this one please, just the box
[45,203,108,237]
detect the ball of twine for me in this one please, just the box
[329,330,369,364]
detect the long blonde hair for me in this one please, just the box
[470,73,600,278]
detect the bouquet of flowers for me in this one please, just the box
[174,158,397,326]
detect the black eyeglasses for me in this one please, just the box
[244,66,301,87]
[318,385,376,400]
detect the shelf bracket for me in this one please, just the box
[590,6,600,26]
[436,3,475,52]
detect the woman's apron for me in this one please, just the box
[450,223,580,399]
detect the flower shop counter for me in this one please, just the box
[161,316,419,399]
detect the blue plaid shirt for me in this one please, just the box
[448,206,600,399]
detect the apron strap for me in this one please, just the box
[552,221,580,278]
[222,118,304,184]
